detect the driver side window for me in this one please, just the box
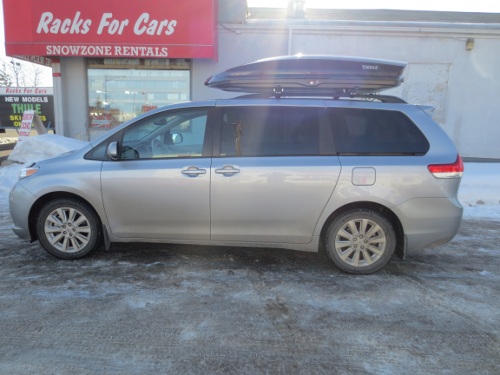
[121,108,208,160]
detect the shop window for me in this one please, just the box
[87,59,190,133]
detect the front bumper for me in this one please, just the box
[9,183,37,240]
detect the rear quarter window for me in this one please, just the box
[328,108,430,155]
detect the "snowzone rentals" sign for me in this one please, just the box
[3,0,217,59]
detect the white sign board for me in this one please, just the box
[18,110,48,141]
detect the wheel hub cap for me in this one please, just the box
[44,207,92,253]
[335,218,387,267]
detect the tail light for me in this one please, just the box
[428,155,464,178]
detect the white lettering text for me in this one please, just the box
[97,13,129,35]
[133,13,177,36]
[37,12,91,35]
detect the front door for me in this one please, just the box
[101,107,211,240]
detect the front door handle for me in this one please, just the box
[214,165,240,176]
[182,166,207,177]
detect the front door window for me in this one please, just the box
[120,109,208,159]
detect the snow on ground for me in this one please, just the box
[460,162,500,220]
[0,135,499,221]
[0,137,18,144]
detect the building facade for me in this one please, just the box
[3,1,500,158]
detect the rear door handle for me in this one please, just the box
[214,165,240,176]
[182,166,207,177]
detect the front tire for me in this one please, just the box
[36,198,102,259]
[325,209,396,274]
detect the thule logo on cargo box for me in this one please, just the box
[362,65,379,70]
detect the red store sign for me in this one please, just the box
[3,0,217,59]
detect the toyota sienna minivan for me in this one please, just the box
[9,56,463,273]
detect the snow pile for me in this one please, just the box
[0,135,499,220]
[0,135,87,192]
[8,134,88,164]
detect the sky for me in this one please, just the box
[1,134,500,221]
[0,3,53,86]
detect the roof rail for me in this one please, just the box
[336,94,407,103]
[234,93,407,103]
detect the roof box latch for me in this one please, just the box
[273,85,284,98]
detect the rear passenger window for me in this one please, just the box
[328,108,430,155]
[219,107,319,157]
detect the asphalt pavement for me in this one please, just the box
[0,209,499,374]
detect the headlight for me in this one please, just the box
[19,165,39,179]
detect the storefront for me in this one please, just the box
[3,0,217,138]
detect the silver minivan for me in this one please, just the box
[9,57,463,274]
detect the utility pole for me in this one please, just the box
[10,59,21,87]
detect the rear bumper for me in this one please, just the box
[394,197,463,252]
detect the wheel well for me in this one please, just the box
[319,202,405,259]
[28,192,102,241]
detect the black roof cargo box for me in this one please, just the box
[205,55,407,97]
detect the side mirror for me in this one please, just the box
[107,141,119,160]
[172,133,183,144]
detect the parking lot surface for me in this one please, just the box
[0,201,499,374]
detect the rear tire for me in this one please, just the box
[36,198,102,259]
[325,209,395,274]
